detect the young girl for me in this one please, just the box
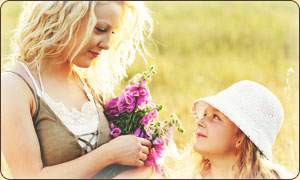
[1,1,154,179]
[189,80,292,179]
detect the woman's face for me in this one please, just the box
[193,104,241,157]
[72,2,123,68]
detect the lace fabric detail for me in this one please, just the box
[40,91,102,153]
[41,91,100,125]
[18,62,104,153]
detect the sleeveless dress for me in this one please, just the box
[3,63,131,178]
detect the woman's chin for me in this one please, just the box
[73,62,92,68]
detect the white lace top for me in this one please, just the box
[40,91,99,153]
[20,62,100,153]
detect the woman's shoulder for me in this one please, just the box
[3,62,30,81]
[2,63,36,107]
[2,62,36,88]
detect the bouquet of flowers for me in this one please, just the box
[104,66,184,178]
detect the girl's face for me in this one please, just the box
[193,104,241,157]
[72,2,123,68]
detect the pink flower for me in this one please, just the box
[144,133,151,140]
[148,102,156,109]
[126,103,135,113]
[137,96,150,110]
[107,109,119,117]
[140,132,145,138]
[140,114,153,126]
[153,138,164,158]
[149,109,158,119]
[117,93,136,113]
[148,149,160,165]
[145,127,154,140]
[140,110,158,126]
[147,149,163,176]
[111,128,121,138]
[137,101,146,110]
[134,127,141,137]
[145,159,153,167]
[107,97,119,109]
[125,94,135,105]
[133,128,147,138]
[139,87,148,96]
[117,94,127,113]
[110,122,115,129]
[125,86,140,97]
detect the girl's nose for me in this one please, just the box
[197,118,206,128]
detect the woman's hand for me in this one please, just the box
[106,135,152,167]
[113,166,154,179]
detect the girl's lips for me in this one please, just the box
[88,50,99,58]
[196,132,207,138]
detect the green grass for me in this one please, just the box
[1,1,299,177]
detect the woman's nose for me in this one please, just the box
[97,34,111,50]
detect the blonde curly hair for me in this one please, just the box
[7,1,153,103]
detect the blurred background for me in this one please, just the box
[1,1,299,178]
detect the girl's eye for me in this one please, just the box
[203,113,207,116]
[96,27,106,33]
[213,114,220,120]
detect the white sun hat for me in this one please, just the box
[191,80,284,161]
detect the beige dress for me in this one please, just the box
[3,66,120,178]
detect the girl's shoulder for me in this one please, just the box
[275,164,295,179]
[194,174,202,179]
[267,161,295,179]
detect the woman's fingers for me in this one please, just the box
[136,160,144,167]
[138,137,152,148]
[141,145,149,155]
[139,152,147,161]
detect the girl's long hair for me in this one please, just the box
[6,1,153,104]
[164,133,291,179]
[234,134,291,179]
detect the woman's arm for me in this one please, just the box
[1,73,151,179]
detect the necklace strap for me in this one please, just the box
[72,71,94,102]
[35,61,45,92]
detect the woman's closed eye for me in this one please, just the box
[95,27,115,34]
[95,27,106,33]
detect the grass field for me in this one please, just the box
[1,1,299,178]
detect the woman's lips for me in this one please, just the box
[88,50,99,58]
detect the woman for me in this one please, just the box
[1,1,154,179]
